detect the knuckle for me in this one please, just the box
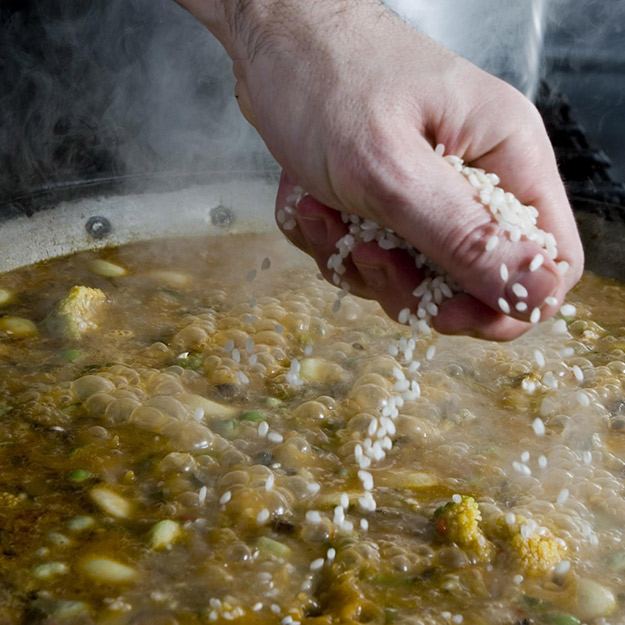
[440,213,499,279]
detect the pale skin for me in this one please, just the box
[176,0,584,340]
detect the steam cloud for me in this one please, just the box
[0,0,269,206]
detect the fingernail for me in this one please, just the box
[505,266,559,312]
[355,263,388,290]
[297,215,327,247]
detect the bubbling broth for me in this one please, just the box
[0,231,623,625]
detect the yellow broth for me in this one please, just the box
[0,232,623,625]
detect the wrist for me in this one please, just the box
[181,0,387,61]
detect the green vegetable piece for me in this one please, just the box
[53,601,90,618]
[549,614,581,625]
[178,353,203,371]
[371,573,413,588]
[605,550,625,572]
[47,532,72,547]
[68,469,92,482]
[61,349,82,362]
[33,561,69,579]
[521,595,552,611]
[240,410,265,422]
[212,418,238,438]
[256,536,291,558]
[265,397,281,408]
[67,515,95,531]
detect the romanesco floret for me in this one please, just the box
[434,496,493,561]
[56,286,107,339]
[497,515,565,576]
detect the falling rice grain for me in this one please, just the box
[310,558,325,571]
[572,365,584,382]
[534,349,545,368]
[560,304,576,318]
[576,391,590,407]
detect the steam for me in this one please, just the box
[384,0,549,100]
[0,0,269,205]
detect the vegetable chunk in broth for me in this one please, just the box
[0,231,623,625]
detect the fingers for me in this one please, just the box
[276,169,536,340]
[276,172,426,315]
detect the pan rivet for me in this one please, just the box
[85,216,112,239]
[210,205,234,227]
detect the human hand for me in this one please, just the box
[177,0,584,340]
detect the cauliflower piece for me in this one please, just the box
[55,286,107,339]
[434,496,493,561]
[0,491,25,508]
[497,515,565,576]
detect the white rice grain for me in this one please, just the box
[485,235,499,252]
[532,418,546,436]
[498,298,511,314]
[310,558,324,571]
[512,283,528,298]
[499,263,509,282]
[529,254,544,272]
